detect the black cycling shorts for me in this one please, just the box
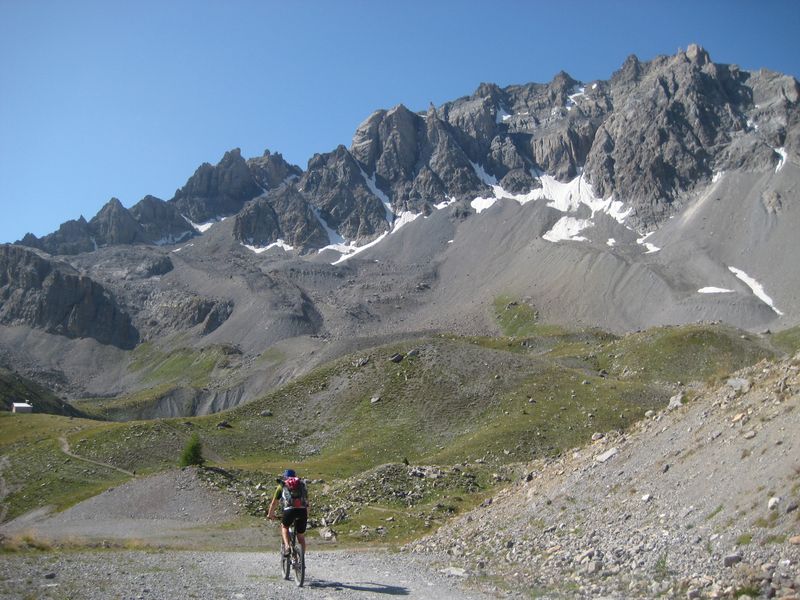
[281,507,307,533]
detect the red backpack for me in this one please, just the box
[281,476,307,508]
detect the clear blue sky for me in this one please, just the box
[1,0,798,244]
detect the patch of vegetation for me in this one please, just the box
[180,433,205,467]
[654,552,669,579]
[735,533,752,545]
[772,324,800,355]
[129,342,227,388]
[733,586,762,598]
[706,504,724,520]
[594,324,774,384]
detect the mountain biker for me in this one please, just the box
[267,468,309,556]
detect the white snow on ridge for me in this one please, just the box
[775,147,787,173]
[698,287,734,294]
[543,217,591,242]
[606,238,616,247]
[728,267,784,315]
[712,171,725,183]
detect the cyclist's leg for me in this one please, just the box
[295,508,308,553]
[280,509,294,553]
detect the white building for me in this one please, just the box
[12,402,33,413]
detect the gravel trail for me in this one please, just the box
[0,548,489,599]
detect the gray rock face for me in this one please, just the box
[0,245,139,348]
[299,145,390,241]
[233,187,328,252]
[247,150,302,190]
[129,196,194,245]
[171,148,263,223]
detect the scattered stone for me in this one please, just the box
[44,573,56,579]
[743,430,757,439]
[591,432,605,441]
[440,566,468,578]
[641,494,653,503]
[789,535,800,545]
[768,497,780,510]
[319,527,337,541]
[727,377,751,393]
[786,501,798,514]
[370,396,381,404]
[595,448,618,463]
[258,410,272,417]
[668,392,685,410]
[216,421,231,429]
[723,554,743,567]
[645,410,655,418]
[407,349,420,358]
[389,353,404,363]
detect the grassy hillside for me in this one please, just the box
[0,303,778,538]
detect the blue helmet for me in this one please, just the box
[283,468,296,478]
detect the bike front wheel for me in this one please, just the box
[292,545,305,587]
[281,544,291,580]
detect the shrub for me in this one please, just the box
[179,433,204,467]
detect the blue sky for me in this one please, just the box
[1,0,798,244]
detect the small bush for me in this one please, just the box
[179,433,204,467]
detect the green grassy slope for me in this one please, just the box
[0,298,778,539]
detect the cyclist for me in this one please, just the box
[267,468,309,556]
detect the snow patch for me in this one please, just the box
[312,206,344,246]
[331,233,389,265]
[774,147,787,172]
[728,267,783,315]
[566,86,586,110]
[242,239,294,254]
[591,83,598,90]
[392,211,421,232]
[471,196,497,214]
[360,168,394,226]
[153,230,193,246]
[470,161,498,186]
[606,238,616,247]
[172,243,194,253]
[434,198,456,210]
[698,287,734,294]
[543,217,591,242]
[496,105,512,124]
[183,215,218,233]
[712,171,725,183]
[636,232,660,254]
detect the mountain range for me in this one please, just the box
[1,44,798,413]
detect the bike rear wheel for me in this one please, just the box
[292,544,305,587]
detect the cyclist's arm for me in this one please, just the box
[267,497,279,520]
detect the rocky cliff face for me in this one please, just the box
[15,45,798,254]
[0,245,139,348]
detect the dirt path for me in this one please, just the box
[57,435,135,477]
[0,548,489,599]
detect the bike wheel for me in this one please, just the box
[292,544,305,587]
[281,543,291,580]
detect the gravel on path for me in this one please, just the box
[0,548,491,600]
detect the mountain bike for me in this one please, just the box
[281,523,305,587]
